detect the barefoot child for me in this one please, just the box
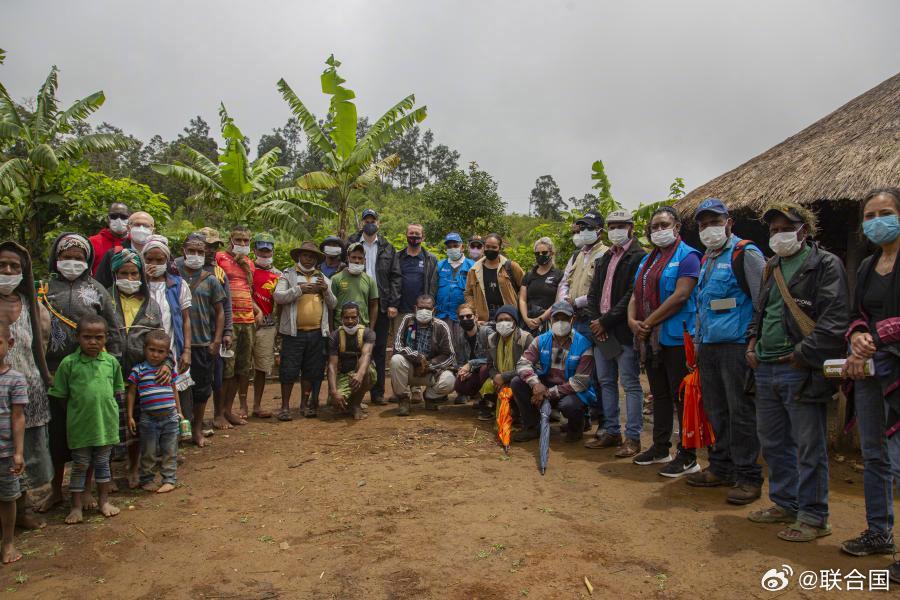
[0,321,28,563]
[48,314,123,524]
[127,330,182,493]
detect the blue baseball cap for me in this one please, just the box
[444,232,463,245]
[694,198,729,220]
[361,208,378,220]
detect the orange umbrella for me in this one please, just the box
[497,386,513,454]
[680,323,715,449]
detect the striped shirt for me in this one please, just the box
[0,369,28,458]
[128,362,178,413]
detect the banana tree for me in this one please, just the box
[152,104,333,236]
[0,49,138,259]
[277,55,427,237]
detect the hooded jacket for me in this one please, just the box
[108,278,163,375]
[464,255,525,322]
[347,231,401,313]
[44,232,123,371]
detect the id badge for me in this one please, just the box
[710,298,737,311]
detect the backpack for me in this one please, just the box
[701,239,754,297]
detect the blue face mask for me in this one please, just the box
[863,215,900,245]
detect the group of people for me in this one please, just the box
[0,189,898,581]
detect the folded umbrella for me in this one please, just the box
[497,386,513,454]
[680,322,715,449]
[539,398,551,475]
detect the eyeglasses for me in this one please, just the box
[459,315,475,321]
[109,213,129,220]
[469,244,483,249]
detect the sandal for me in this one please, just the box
[777,521,832,542]
[251,410,273,418]
[748,505,796,524]
[277,410,293,422]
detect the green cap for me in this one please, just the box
[253,232,275,249]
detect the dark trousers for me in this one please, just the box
[645,344,693,458]
[510,376,584,432]
[372,310,390,399]
[697,343,762,485]
[454,365,490,396]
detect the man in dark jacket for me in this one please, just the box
[396,223,438,319]
[745,203,849,543]
[584,210,647,457]
[347,209,401,405]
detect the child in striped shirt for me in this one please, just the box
[0,321,27,563]
[126,330,182,493]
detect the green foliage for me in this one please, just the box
[501,212,576,272]
[422,162,509,244]
[631,176,687,244]
[528,174,566,220]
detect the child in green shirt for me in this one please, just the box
[49,314,124,524]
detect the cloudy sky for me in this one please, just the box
[2,0,898,212]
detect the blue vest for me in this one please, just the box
[164,274,185,356]
[535,330,596,406]
[435,258,474,321]
[636,241,701,347]
[696,236,757,344]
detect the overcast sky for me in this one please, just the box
[2,0,898,212]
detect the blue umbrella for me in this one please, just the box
[539,398,551,475]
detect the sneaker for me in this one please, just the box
[614,438,641,458]
[727,482,762,505]
[512,428,539,443]
[686,468,735,488]
[658,453,701,478]
[477,405,494,421]
[840,530,895,556]
[633,448,672,466]
[889,560,900,584]
[454,394,468,405]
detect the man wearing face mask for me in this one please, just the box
[346,209,401,406]
[396,223,438,328]
[89,203,130,275]
[435,233,475,363]
[688,199,765,504]
[318,236,346,278]
[558,212,608,339]
[390,294,456,416]
[93,211,156,289]
[746,203,848,543]
[512,301,595,442]
[248,233,281,419]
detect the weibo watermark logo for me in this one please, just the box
[760,564,890,592]
[761,565,793,591]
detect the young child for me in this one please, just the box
[127,330,182,493]
[48,314,123,524]
[0,321,28,564]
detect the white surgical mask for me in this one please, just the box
[232,244,251,256]
[415,309,433,324]
[0,273,22,295]
[577,230,599,247]
[572,234,585,249]
[608,229,630,246]
[184,254,205,270]
[256,256,273,268]
[699,226,728,250]
[496,321,515,337]
[446,248,463,262]
[769,231,803,257]
[342,324,360,335]
[297,262,315,273]
[116,278,141,294]
[650,228,677,248]
[57,260,87,281]
[323,246,342,257]
[130,225,152,245]
[109,218,128,235]
[551,321,571,337]
[146,263,167,277]
[347,263,365,275]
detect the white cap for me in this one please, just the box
[606,209,633,224]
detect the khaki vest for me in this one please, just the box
[568,243,608,299]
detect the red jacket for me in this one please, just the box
[88,228,126,274]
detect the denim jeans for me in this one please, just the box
[139,410,180,485]
[510,376,584,432]
[755,362,829,527]
[594,342,643,441]
[855,376,894,534]
[645,344,694,458]
[698,343,763,486]
[69,445,113,492]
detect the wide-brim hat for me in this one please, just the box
[290,240,325,262]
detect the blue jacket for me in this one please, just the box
[164,274,186,356]
[535,329,596,406]
[636,241,701,347]
[435,257,474,321]
[696,235,757,344]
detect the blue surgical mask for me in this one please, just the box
[863,215,900,245]
[362,222,378,236]
[446,247,462,261]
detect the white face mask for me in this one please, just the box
[495,321,515,337]
[575,230,599,248]
[57,260,87,281]
[347,263,365,275]
[699,225,728,250]
[650,228,677,248]
[256,256,273,268]
[146,263,167,277]
[572,234,585,249]
[0,273,22,295]
[297,262,315,273]
[468,247,482,259]
[232,244,251,256]
[551,320,571,337]
[109,218,128,235]
[446,247,463,262]
[342,324,360,335]
[130,225,152,245]
[769,231,803,257]
[184,254,205,270]
[607,228,630,246]
[116,278,142,294]
[415,309,433,324]
[323,246,342,257]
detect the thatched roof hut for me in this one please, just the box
[675,72,899,283]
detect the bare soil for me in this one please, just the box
[3,383,891,599]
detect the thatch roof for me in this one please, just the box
[676,72,900,219]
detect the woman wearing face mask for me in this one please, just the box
[109,248,162,488]
[38,233,122,514]
[519,237,563,335]
[627,207,702,477]
[464,233,525,325]
[841,188,900,568]
[452,303,493,418]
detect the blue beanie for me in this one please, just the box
[495,304,519,322]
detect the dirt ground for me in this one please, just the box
[2,380,894,600]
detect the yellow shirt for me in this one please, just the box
[295,274,324,331]
[119,294,143,329]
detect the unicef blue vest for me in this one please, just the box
[696,235,757,344]
[637,241,701,347]
[164,274,185,356]
[535,329,596,406]
[435,258,474,321]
